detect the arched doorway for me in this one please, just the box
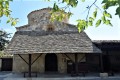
[45,54,58,72]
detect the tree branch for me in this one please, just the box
[94,3,102,13]
[86,0,97,21]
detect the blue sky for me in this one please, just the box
[0,0,120,40]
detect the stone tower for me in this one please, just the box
[16,8,69,31]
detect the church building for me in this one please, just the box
[5,8,120,77]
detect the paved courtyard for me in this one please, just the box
[1,72,120,80]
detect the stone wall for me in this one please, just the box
[13,53,86,73]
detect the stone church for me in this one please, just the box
[5,8,120,77]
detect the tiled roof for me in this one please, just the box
[5,30,101,54]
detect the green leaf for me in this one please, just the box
[105,20,110,25]
[105,20,112,26]
[102,0,118,9]
[102,0,108,3]
[7,19,10,23]
[62,0,69,4]
[102,4,107,9]
[109,23,113,26]
[4,11,10,17]
[0,2,3,8]
[89,17,94,21]
[103,11,107,16]
[11,21,17,26]
[88,21,93,26]
[69,0,78,7]
[96,19,101,27]
[67,12,73,18]
[103,11,112,18]
[0,11,3,17]
[115,7,120,18]
[93,9,97,18]
[101,16,106,23]
[76,19,87,32]
[53,3,59,11]
[62,0,78,7]
[5,1,9,8]
[106,13,112,18]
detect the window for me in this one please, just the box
[47,24,54,31]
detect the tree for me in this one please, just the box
[0,0,18,26]
[0,30,10,51]
[0,0,120,32]
[50,0,119,32]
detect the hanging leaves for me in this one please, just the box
[0,0,18,26]
[103,11,112,18]
[102,0,119,18]
[50,0,119,32]
[77,19,88,32]
[0,0,119,31]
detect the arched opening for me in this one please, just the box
[47,24,54,31]
[45,54,58,72]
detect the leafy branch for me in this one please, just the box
[0,0,18,26]
[49,0,117,32]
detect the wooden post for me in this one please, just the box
[28,54,32,77]
[100,53,104,72]
[75,54,78,75]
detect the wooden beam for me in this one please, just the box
[28,54,32,77]
[31,54,43,65]
[64,54,74,62]
[18,54,29,65]
[75,54,78,75]
[79,55,85,62]
[100,53,104,72]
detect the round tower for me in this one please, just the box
[28,8,68,24]
[27,8,69,31]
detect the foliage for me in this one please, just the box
[0,0,18,26]
[0,0,120,31]
[0,30,10,51]
[48,0,119,32]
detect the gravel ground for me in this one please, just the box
[1,72,120,80]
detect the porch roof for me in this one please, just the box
[93,40,120,51]
[5,30,101,54]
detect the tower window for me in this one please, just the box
[47,27,53,31]
[47,24,54,31]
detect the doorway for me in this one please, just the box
[103,55,110,72]
[1,58,13,71]
[45,54,58,72]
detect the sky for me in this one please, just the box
[0,0,120,40]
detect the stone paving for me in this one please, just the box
[1,72,120,80]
